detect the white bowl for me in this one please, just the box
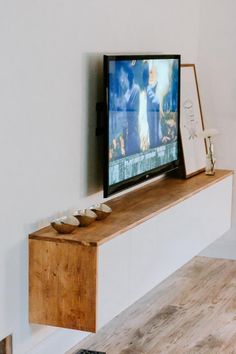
[90,203,112,220]
[51,215,79,234]
[74,209,97,227]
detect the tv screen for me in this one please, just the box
[103,54,181,197]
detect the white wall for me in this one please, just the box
[197,0,236,231]
[0,1,214,353]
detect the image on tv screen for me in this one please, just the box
[108,58,179,186]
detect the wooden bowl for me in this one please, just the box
[51,216,79,234]
[74,209,97,227]
[90,203,112,220]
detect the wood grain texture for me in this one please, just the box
[5,336,12,354]
[29,170,233,247]
[29,239,97,331]
[0,335,12,354]
[67,256,236,354]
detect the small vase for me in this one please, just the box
[205,154,215,175]
[205,138,215,175]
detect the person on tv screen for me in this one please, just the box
[117,62,140,156]
[138,61,150,152]
[147,64,161,148]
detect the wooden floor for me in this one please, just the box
[67,256,236,354]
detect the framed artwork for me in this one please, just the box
[180,64,206,177]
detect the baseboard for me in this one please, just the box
[20,328,89,354]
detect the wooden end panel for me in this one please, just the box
[0,335,12,354]
[29,239,97,332]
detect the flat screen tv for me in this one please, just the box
[103,54,181,197]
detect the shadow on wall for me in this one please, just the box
[82,53,104,197]
[5,236,56,352]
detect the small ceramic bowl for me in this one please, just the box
[74,209,97,227]
[51,215,79,234]
[90,203,112,220]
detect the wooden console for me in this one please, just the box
[29,170,233,332]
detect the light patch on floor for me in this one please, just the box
[67,256,236,354]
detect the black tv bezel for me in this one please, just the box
[103,54,181,198]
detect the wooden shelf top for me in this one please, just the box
[29,169,233,247]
